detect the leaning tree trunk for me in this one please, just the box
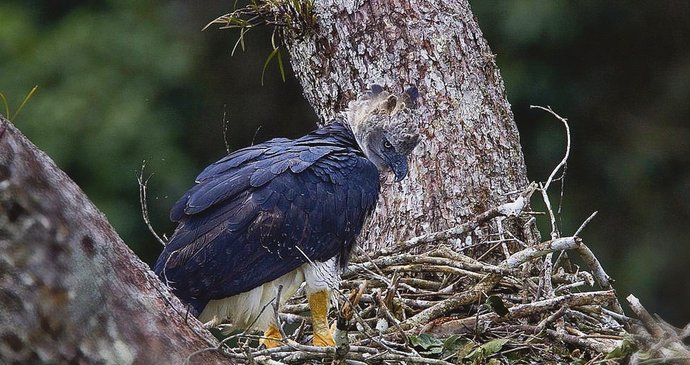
[0,117,226,364]
[283,0,532,253]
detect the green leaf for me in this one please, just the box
[261,46,281,86]
[419,346,444,357]
[480,338,509,354]
[456,340,476,358]
[409,333,444,350]
[0,85,39,122]
[275,48,286,82]
[486,295,509,317]
[0,92,9,118]
[12,85,38,121]
[466,338,509,360]
[442,334,461,350]
[231,27,248,56]
[441,334,468,358]
[605,338,636,359]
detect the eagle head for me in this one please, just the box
[346,85,421,181]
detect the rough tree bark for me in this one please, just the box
[0,117,225,364]
[283,0,532,253]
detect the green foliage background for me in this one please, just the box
[1,1,688,326]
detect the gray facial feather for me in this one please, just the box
[345,85,421,173]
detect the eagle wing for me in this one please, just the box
[154,133,379,314]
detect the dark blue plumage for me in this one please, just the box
[154,121,380,316]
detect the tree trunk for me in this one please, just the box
[0,117,226,364]
[283,0,532,253]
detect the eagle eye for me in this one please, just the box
[383,140,393,150]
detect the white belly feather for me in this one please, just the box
[198,257,340,331]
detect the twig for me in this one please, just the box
[374,263,484,278]
[503,237,581,269]
[364,183,537,259]
[245,345,257,365]
[335,281,367,347]
[425,290,617,336]
[341,280,367,321]
[575,243,614,290]
[537,183,557,298]
[137,161,166,246]
[374,290,408,346]
[400,274,501,329]
[228,342,446,364]
[535,305,568,333]
[554,280,587,293]
[273,285,288,341]
[346,251,511,278]
[330,343,350,365]
[183,331,243,365]
[251,125,263,146]
[601,308,636,324]
[530,105,571,193]
[627,294,665,339]
[502,324,614,354]
[532,105,573,300]
[354,246,387,278]
[574,211,598,237]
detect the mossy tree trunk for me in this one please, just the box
[283,0,532,254]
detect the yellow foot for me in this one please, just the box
[308,290,335,347]
[313,329,336,347]
[260,324,283,348]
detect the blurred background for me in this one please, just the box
[1,1,688,326]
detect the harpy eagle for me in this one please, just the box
[154,85,420,347]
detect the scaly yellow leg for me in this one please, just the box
[260,323,283,348]
[308,290,335,347]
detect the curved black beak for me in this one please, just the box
[391,156,409,182]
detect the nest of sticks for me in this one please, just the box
[198,184,688,364]
[182,109,689,364]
